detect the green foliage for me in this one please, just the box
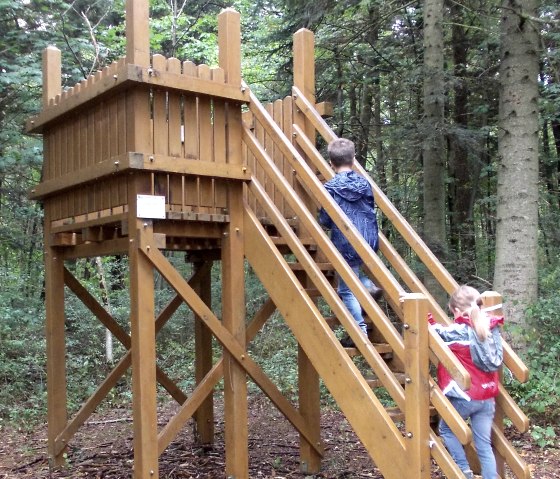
[506,266,560,433]
[529,425,557,449]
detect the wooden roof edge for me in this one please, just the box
[26,60,250,134]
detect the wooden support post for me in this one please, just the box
[125,2,156,470]
[42,42,66,469]
[129,222,158,479]
[293,34,322,472]
[295,270,322,474]
[218,9,248,478]
[126,0,150,66]
[403,293,431,479]
[45,229,67,468]
[482,291,506,479]
[42,46,61,108]
[194,261,215,445]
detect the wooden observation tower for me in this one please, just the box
[28,2,532,478]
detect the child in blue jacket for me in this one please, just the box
[319,138,382,342]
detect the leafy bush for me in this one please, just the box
[506,268,560,432]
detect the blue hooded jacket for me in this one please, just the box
[319,171,379,267]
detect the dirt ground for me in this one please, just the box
[0,396,558,479]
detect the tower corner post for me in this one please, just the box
[403,293,431,479]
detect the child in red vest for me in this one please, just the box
[430,285,504,479]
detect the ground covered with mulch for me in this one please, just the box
[1,395,558,478]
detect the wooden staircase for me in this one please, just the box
[240,78,532,479]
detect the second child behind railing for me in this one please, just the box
[318,138,383,347]
[430,285,504,479]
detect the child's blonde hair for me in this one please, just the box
[448,285,490,340]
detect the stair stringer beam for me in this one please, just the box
[243,203,408,479]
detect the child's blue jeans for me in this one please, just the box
[439,396,497,479]
[337,265,372,336]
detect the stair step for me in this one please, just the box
[344,343,392,357]
[365,373,407,389]
[289,262,335,271]
[325,316,375,328]
[385,406,438,423]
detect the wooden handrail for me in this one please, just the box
[291,116,471,390]
[244,135,407,409]
[292,85,529,385]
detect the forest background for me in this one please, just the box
[0,0,559,451]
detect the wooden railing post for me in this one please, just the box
[402,293,431,479]
[42,46,61,108]
[126,0,150,66]
[293,28,322,474]
[218,9,249,479]
[481,291,506,478]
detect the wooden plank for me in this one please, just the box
[293,29,316,110]
[159,361,224,455]
[167,58,182,211]
[86,108,96,215]
[139,156,250,179]
[242,205,408,479]
[117,93,128,207]
[108,97,119,213]
[94,101,103,214]
[102,100,113,212]
[126,45,156,477]
[55,354,131,456]
[78,115,88,214]
[429,432,467,479]
[298,343,321,473]
[272,99,283,211]
[496,384,529,432]
[31,153,250,201]
[72,115,81,215]
[402,294,431,479]
[264,103,275,205]
[254,105,266,218]
[316,101,333,117]
[182,61,199,210]
[429,380,471,445]
[152,54,169,203]
[59,119,69,219]
[218,16,247,467]
[197,65,214,211]
[492,425,531,479]
[245,298,276,340]
[212,68,227,209]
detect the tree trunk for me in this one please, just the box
[95,256,114,362]
[494,0,540,349]
[422,0,447,300]
[448,0,476,284]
